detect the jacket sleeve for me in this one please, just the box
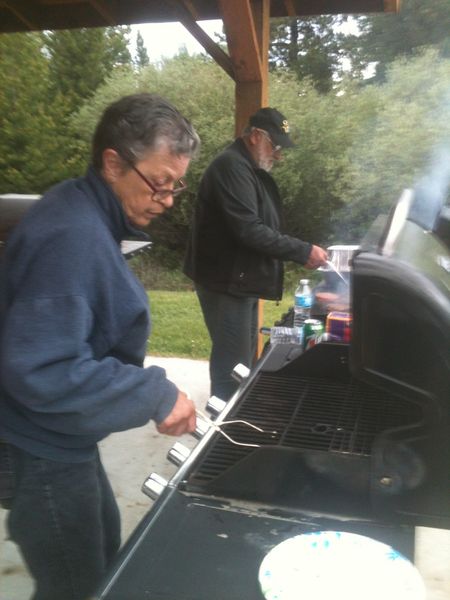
[209,153,312,264]
[0,294,178,436]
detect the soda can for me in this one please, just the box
[303,319,324,350]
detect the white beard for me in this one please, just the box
[254,146,274,172]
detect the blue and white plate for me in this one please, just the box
[258,530,425,600]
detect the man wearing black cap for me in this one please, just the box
[184,107,328,400]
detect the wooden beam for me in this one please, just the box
[283,0,297,17]
[384,0,401,12]
[252,0,270,83]
[167,0,235,80]
[39,0,89,4]
[219,0,263,83]
[220,0,269,131]
[88,0,117,26]
[220,1,271,360]
[180,0,199,20]
[2,0,39,30]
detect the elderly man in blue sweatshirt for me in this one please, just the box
[0,93,199,600]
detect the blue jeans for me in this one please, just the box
[6,443,121,600]
[196,285,258,400]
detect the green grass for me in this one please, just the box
[147,290,293,359]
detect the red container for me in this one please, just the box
[325,312,352,342]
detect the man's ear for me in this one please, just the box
[101,148,125,184]
[247,128,259,147]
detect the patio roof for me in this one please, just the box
[0,1,399,34]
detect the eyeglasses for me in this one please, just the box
[255,128,282,153]
[131,164,187,202]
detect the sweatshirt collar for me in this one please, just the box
[84,166,149,243]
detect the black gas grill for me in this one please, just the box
[184,355,425,506]
[96,186,450,599]
[177,342,438,527]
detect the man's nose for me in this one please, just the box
[160,194,174,209]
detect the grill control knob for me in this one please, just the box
[231,363,250,383]
[193,415,211,439]
[167,442,191,466]
[206,395,227,415]
[142,472,168,501]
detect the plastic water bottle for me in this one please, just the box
[294,279,312,329]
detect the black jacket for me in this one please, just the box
[184,138,311,300]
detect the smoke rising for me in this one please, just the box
[409,145,450,230]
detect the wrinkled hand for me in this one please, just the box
[157,391,197,436]
[304,244,328,270]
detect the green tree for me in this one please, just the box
[6,38,449,266]
[347,0,450,81]
[334,49,450,239]
[69,65,140,175]
[44,26,131,114]
[269,72,356,245]
[135,31,150,68]
[269,16,347,93]
[0,33,71,192]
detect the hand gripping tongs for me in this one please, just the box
[195,409,277,448]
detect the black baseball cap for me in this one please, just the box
[248,107,294,148]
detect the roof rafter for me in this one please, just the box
[88,0,117,26]
[283,0,297,17]
[1,0,40,30]
[167,0,235,80]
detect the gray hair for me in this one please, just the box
[92,93,200,169]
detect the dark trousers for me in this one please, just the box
[196,284,258,400]
[5,443,121,600]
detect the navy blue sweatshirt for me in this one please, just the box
[0,167,178,461]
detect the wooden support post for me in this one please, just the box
[220,0,270,359]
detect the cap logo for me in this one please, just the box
[281,119,290,133]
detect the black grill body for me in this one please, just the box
[182,338,448,528]
[97,343,421,600]
[97,187,449,598]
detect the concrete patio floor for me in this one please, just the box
[1,356,449,599]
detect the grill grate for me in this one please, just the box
[187,373,423,487]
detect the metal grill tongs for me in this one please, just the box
[196,409,276,448]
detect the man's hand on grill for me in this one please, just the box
[157,391,197,436]
[304,244,328,270]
